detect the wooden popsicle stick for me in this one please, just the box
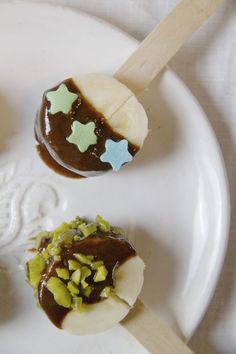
[122,299,194,354]
[114,0,223,95]
[117,1,222,352]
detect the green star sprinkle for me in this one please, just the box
[67,121,97,152]
[46,84,78,114]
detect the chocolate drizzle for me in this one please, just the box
[35,79,138,178]
[38,233,136,328]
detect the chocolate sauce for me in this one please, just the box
[35,79,138,178]
[38,234,136,328]
[36,144,83,179]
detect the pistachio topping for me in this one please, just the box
[90,261,104,270]
[26,214,137,328]
[71,269,81,285]
[46,277,71,308]
[27,255,45,289]
[67,281,80,296]
[57,229,77,244]
[81,266,92,289]
[73,253,94,265]
[82,285,93,298]
[41,249,50,261]
[100,286,111,298]
[72,297,83,312]
[94,265,108,282]
[96,214,110,232]
[70,216,84,229]
[111,226,125,235]
[56,268,70,280]
[68,259,81,270]
[48,246,61,256]
[79,223,97,238]
[52,223,70,243]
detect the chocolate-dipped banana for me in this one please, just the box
[35,74,148,178]
[26,215,145,335]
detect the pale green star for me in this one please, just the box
[67,121,97,152]
[46,83,78,114]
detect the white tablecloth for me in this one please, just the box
[32,1,236,353]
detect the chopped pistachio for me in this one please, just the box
[68,259,81,271]
[56,268,70,280]
[27,254,45,289]
[35,231,50,249]
[100,286,111,298]
[73,253,94,265]
[72,297,83,312]
[94,265,108,282]
[47,243,53,251]
[81,266,92,279]
[67,281,80,296]
[111,226,125,235]
[46,277,71,308]
[54,255,61,262]
[70,216,84,228]
[58,229,77,244]
[96,215,110,232]
[40,249,49,261]
[79,223,97,238]
[71,269,81,285]
[82,285,93,297]
[90,261,104,270]
[48,246,61,256]
[52,222,70,243]
[81,280,88,289]
[73,235,80,241]
[47,243,54,254]
[80,266,92,288]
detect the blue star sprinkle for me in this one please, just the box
[100,139,133,171]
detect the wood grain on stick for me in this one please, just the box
[114,0,223,95]
[122,299,194,354]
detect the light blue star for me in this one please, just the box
[100,139,133,171]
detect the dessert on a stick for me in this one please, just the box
[26,215,145,334]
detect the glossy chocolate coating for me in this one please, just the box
[35,79,138,178]
[38,233,136,328]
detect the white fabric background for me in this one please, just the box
[30,1,236,353]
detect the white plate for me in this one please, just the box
[0,2,230,353]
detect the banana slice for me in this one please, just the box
[73,73,148,148]
[62,255,145,335]
[73,73,132,120]
[108,95,148,147]
[26,215,145,335]
[62,294,130,335]
[35,73,148,177]
[114,256,145,307]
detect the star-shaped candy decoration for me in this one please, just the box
[100,139,133,171]
[46,84,78,114]
[67,121,97,153]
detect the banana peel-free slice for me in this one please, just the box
[62,255,145,335]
